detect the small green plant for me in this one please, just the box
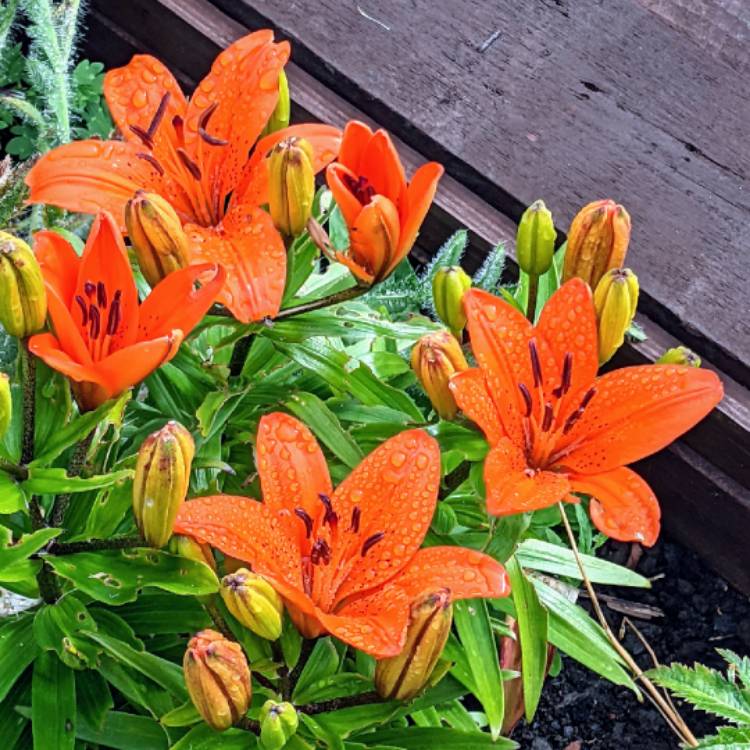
[649,650,750,748]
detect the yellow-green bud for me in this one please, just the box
[168,534,216,572]
[220,568,284,641]
[516,199,556,277]
[132,421,194,548]
[593,268,639,364]
[657,346,701,368]
[0,233,47,338]
[411,330,468,420]
[268,137,315,238]
[124,191,191,288]
[0,373,11,439]
[262,71,291,137]
[563,199,631,288]
[375,589,453,701]
[432,266,471,336]
[183,629,251,731]
[259,700,299,750]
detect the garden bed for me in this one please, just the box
[85,0,750,594]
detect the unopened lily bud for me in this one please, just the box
[262,71,291,136]
[268,137,315,238]
[125,191,191,288]
[411,330,468,419]
[132,421,194,548]
[375,589,453,701]
[169,534,216,572]
[259,700,299,750]
[593,268,639,364]
[516,199,556,277]
[183,629,251,731]
[220,568,283,641]
[0,373,11,439]
[563,199,631,288]
[657,346,701,368]
[0,233,47,338]
[432,266,471,336]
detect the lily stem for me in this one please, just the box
[276,285,367,320]
[20,341,36,466]
[49,535,143,555]
[286,637,315,698]
[0,458,27,481]
[237,717,261,734]
[526,273,539,323]
[49,430,95,527]
[297,690,382,715]
[557,503,698,747]
[203,597,236,641]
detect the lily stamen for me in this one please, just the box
[361,532,385,557]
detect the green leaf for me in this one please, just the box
[648,662,750,725]
[30,392,130,467]
[367,727,518,749]
[33,595,99,669]
[159,700,201,727]
[516,539,650,587]
[32,651,76,750]
[116,593,210,635]
[170,724,257,749]
[83,630,187,700]
[506,556,548,722]
[0,526,60,569]
[294,673,373,705]
[0,614,39,701]
[285,392,363,468]
[76,710,168,750]
[0,671,29,748]
[695,726,750,749]
[532,579,636,690]
[75,669,113,731]
[46,548,219,605]
[0,471,25,513]
[283,234,319,304]
[21,466,132,494]
[453,599,505,739]
[80,480,134,541]
[293,638,341,702]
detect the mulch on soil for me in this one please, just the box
[513,538,750,749]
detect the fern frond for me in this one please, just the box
[695,726,750,749]
[720,650,750,693]
[473,241,506,292]
[0,0,20,49]
[648,662,750,725]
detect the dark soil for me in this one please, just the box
[513,537,750,749]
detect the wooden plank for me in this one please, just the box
[211,0,750,390]
[84,0,750,591]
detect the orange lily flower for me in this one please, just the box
[326,121,443,284]
[25,31,341,323]
[450,279,723,545]
[174,412,509,657]
[28,211,224,411]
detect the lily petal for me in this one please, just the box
[174,495,303,589]
[330,429,440,603]
[536,278,599,398]
[338,120,375,171]
[256,412,333,545]
[560,365,724,474]
[26,140,163,226]
[28,333,104,385]
[449,368,505,446]
[186,205,286,322]
[358,129,407,206]
[138,263,225,341]
[395,161,443,261]
[570,467,661,546]
[326,163,366,229]
[33,230,80,305]
[484,437,570,515]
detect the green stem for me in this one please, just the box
[526,273,539,323]
[276,285,367,320]
[48,535,143,555]
[20,342,36,466]
[203,597,236,641]
[297,690,382,715]
[237,717,261,734]
[49,430,94,527]
[287,638,315,697]
[0,458,28,481]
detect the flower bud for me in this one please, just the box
[657,346,701,368]
[0,373,11,439]
[220,568,283,641]
[132,421,195,548]
[262,71,291,136]
[168,534,216,572]
[0,233,47,338]
[516,199,556,277]
[183,629,251,731]
[432,266,471,336]
[124,191,191,288]
[349,194,401,283]
[411,331,468,420]
[374,589,453,701]
[593,268,639,364]
[563,199,631,288]
[268,137,315,238]
[259,700,299,750]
